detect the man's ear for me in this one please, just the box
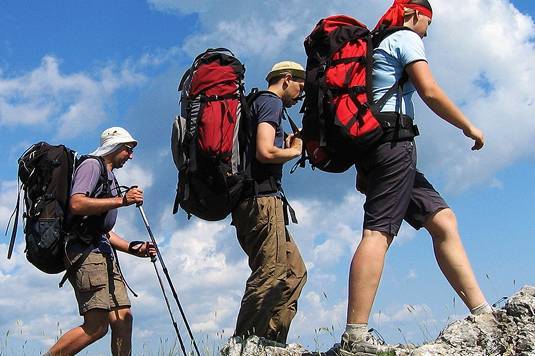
[285,73,294,87]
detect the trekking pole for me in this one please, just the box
[149,254,187,356]
[137,205,201,356]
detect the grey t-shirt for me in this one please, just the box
[68,158,118,255]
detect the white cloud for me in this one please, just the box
[0,180,18,231]
[114,162,155,190]
[0,55,146,138]
[288,191,365,269]
[372,304,432,324]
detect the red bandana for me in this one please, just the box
[374,0,433,30]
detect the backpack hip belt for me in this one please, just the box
[375,112,420,144]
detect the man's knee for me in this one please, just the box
[425,208,458,236]
[82,311,110,340]
[110,308,133,333]
[361,229,393,249]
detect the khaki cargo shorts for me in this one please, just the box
[68,252,131,315]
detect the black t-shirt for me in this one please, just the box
[249,93,285,189]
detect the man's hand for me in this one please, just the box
[285,133,303,157]
[139,241,157,258]
[463,125,484,150]
[128,240,157,258]
[123,187,144,206]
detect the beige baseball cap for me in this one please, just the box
[90,127,138,156]
[266,61,305,82]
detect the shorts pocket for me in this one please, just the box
[76,261,107,292]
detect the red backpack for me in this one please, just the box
[171,48,252,220]
[300,15,419,173]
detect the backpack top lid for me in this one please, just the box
[315,15,368,33]
[305,15,370,58]
[188,50,245,98]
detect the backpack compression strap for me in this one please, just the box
[6,179,21,259]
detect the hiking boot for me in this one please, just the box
[338,330,394,355]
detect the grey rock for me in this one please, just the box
[220,286,535,356]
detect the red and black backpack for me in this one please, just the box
[300,15,419,173]
[171,48,252,221]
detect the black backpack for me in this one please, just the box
[7,142,109,281]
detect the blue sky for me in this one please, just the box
[1,0,534,355]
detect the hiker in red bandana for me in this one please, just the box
[340,1,492,355]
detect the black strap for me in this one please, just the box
[371,71,408,115]
[329,56,366,66]
[280,188,298,225]
[59,243,92,288]
[128,241,146,255]
[200,93,240,102]
[282,109,300,135]
[6,179,21,259]
[172,176,182,215]
[112,246,138,298]
[245,180,298,225]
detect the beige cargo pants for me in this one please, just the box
[231,196,307,343]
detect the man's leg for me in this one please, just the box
[232,197,286,339]
[267,227,307,343]
[347,229,393,324]
[346,141,416,328]
[47,309,109,356]
[109,307,133,356]
[424,208,487,310]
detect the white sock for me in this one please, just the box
[470,302,493,315]
[345,323,368,338]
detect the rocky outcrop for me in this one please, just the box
[220,285,535,356]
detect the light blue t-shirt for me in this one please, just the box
[372,30,427,119]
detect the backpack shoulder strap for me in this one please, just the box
[6,178,21,260]
[370,26,414,114]
[371,26,415,48]
[246,88,278,107]
[77,155,110,198]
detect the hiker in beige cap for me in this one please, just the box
[47,127,156,356]
[231,61,307,343]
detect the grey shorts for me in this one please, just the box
[358,140,448,236]
[67,252,131,315]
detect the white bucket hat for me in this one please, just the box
[90,127,138,156]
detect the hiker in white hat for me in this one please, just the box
[47,127,155,356]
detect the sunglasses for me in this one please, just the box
[123,144,135,154]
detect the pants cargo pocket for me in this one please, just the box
[76,261,107,292]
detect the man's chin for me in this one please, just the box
[284,100,297,108]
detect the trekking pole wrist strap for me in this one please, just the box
[128,240,148,256]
